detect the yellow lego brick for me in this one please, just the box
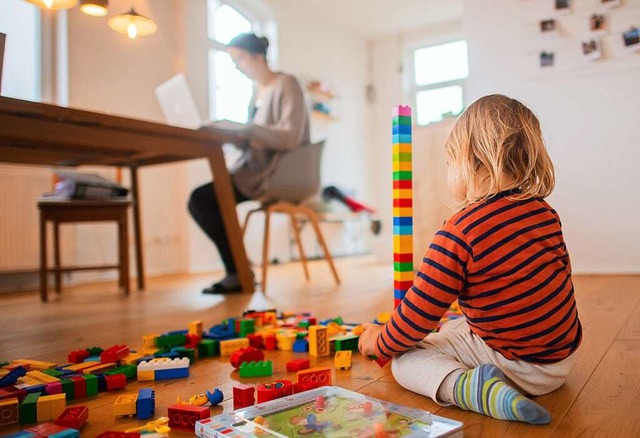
[121,353,145,366]
[16,376,42,386]
[188,320,203,338]
[393,189,413,199]
[393,207,413,217]
[264,311,277,325]
[309,326,329,357]
[392,161,412,172]
[219,338,249,356]
[37,394,59,422]
[392,143,412,153]
[26,370,60,384]
[13,359,57,370]
[64,361,100,372]
[48,393,66,419]
[82,363,116,375]
[394,234,413,248]
[142,334,159,351]
[137,370,155,382]
[334,351,352,370]
[114,394,138,417]
[326,322,346,337]
[276,332,296,351]
[394,270,414,282]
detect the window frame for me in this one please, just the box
[408,38,469,127]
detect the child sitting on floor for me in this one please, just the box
[358,94,582,425]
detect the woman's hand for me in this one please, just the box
[358,322,383,357]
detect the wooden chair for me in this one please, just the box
[38,199,131,302]
[242,141,340,293]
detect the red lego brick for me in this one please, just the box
[293,380,321,394]
[264,334,277,350]
[297,367,332,386]
[286,358,310,372]
[55,405,89,430]
[247,333,264,349]
[232,384,255,410]
[167,403,210,431]
[256,380,293,404]
[230,347,265,369]
[100,345,130,363]
[185,334,200,349]
[25,422,77,436]
[94,433,141,438]
[0,397,19,426]
[68,350,89,364]
[0,387,27,403]
[70,376,87,399]
[105,373,127,391]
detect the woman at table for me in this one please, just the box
[188,33,310,294]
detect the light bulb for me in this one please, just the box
[127,22,138,39]
[44,0,54,7]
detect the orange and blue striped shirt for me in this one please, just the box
[376,190,582,363]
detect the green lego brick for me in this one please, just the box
[393,171,412,181]
[42,369,65,378]
[60,378,75,401]
[198,339,220,358]
[0,361,9,367]
[394,262,414,272]
[392,153,412,162]
[19,392,39,424]
[172,347,196,363]
[393,115,411,126]
[84,374,98,396]
[298,321,310,329]
[239,361,273,378]
[155,333,187,348]
[104,364,137,380]
[333,317,344,325]
[296,332,308,340]
[238,319,255,337]
[86,347,103,356]
[334,335,360,352]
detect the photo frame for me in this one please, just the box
[540,51,555,67]
[581,39,603,61]
[555,0,571,14]
[589,14,607,34]
[540,19,557,33]
[622,27,640,52]
[600,0,621,9]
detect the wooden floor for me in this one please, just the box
[1,256,639,437]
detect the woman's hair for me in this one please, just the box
[227,33,269,57]
[445,94,555,207]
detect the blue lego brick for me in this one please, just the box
[206,324,237,341]
[136,387,155,419]
[0,365,27,386]
[392,124,412,135]
[392,134,412,144]
[292,339,309,353]
[394,289,407,301]
[50,429,80,438]
[393,217,413,226]
[25,384,46,394]
[153,351,179,359]
[84,356,100,363]
[154,367,189,381]
[2,433,38,438]
[96,374,107,392]
[164,329,188,336]
[393,225,413,235]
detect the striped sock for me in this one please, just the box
[453,364,551,425]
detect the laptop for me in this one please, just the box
[155,73,249,134]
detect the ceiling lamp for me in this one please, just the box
[108,7,157,39]
[24,0,77,9]
[79,0,108,17]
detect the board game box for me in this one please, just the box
[195,386,463,437]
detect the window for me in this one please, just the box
[207,0,259,122]
[413,40,468,126]
[0,0,41,101]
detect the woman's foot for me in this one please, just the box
[202,273,243,294]
[453,364,551,425]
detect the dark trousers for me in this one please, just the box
[187,182,250,274]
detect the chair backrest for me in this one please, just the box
[261,140,325,204]
[0,33,5,93]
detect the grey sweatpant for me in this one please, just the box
[391,318,577,405]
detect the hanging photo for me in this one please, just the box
[555,0,571,13]
[590,14,607,34]
[600,0,621,9]
[540,51,555,67]
[581,39,603,61]
[540,19,557,33]
[622,27,640,51]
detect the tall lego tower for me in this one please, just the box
[392,105,413,308]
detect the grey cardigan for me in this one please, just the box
[231,73,310,199]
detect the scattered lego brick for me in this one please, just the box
[333,335,360,351]
[334,350,352,369]
[55,405,89,430]
[188,320,204,338]
[232,384,255,410]
[256,380,293,403]
[293,380,321,394]
[264,334,277,350]
[230,347,264,369]
[286,358,310,372]
[12,360,56,371]
[25,422,80,437]
[36,393,66,422]
[136,387,155,419]
[197,339,220,358]
[167,403,210,431]
[67,350,89,364]
[297,367,332,387]
[276,332,296,351]
[247,333,264,349]
[105,373,127,391]
[219,338,250,357]
[239,361,273,378]
[19,392,39,424]
[114,393,138,417]
[0,397,19,426]
[292,339,309,353]
[0,366,27,387]
[0,386,27,403]
[309,326,329,357]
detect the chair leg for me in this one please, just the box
[304,207,341,286]
[261,207,272,293]
[53,221,62,294]
[39,213,48,302]
[242,208,262,237]
[288,211,310,281]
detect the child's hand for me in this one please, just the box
[358,322,383,357]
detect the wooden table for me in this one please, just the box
[0,96,254,295]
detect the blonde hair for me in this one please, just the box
[445,94,555,208]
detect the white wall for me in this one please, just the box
[464,0,640,273]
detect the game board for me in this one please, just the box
[195,386,463,437]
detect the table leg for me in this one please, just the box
[130,166,145,290]
[39,212,48,302]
